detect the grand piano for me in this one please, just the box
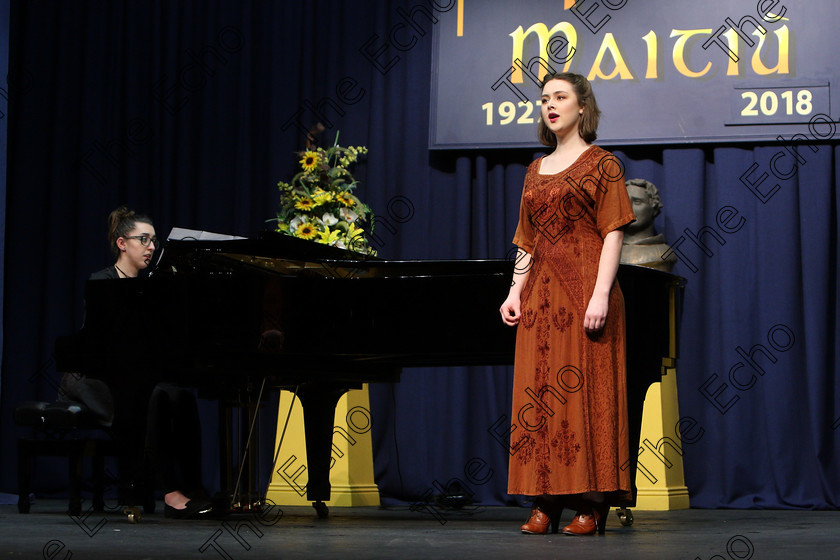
[55,230,685,517]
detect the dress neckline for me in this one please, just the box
[536,144,597,176]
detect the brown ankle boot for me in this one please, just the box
[521,506,560,534]
[562,506,607,536]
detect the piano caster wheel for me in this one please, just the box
[313,501,329,519]
[123,506,142,524]
[615,507,633,527]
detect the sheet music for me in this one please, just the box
[150,228,246,275]
[166,227,246,241]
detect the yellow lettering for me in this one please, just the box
[587,33,634,81]
[642,30,658,79]
[670,29,713,78]
[751,25,789,75]
[509,22,577,83]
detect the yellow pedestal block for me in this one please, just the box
[266,385,380,507]
[633,366,690,510]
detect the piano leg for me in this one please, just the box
[220,380,270,512]
[110,378,156,513]
[296,383,358,518]
[219,400,233,506]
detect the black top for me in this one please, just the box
[90,266,119,280]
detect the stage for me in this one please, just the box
[0,5,839,560]
[1,501,837,559]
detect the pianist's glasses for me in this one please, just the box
[122,235,158,247]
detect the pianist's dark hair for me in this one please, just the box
[107,206,154,255]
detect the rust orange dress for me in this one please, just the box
[507,145,635,501]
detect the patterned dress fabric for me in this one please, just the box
[508,145,636,501]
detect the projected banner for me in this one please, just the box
[429,1,838,148]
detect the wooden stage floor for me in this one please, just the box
[1,500,838,559]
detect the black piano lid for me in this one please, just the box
[152,230,515,279]
[618,262,687,286]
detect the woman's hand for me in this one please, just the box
[501,247,531,327]
[584,229,623,333]
[500,294,521,326]
[583,291,609,333]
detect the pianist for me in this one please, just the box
[90,206,157,280]
[84,206,212,519]
[499,73,635,536]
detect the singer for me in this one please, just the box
[499,73,635,536]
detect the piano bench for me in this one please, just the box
[14,400,115,515]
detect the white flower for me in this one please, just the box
[340,207,358,223]
[289,215,304,232]
[333,239,346,249]
[322,212,339,226]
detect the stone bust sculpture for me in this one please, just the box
[620,178,677,272]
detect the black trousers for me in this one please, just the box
[146,382,203,495]
[106,376,155,502]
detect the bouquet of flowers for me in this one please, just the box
[272,133,376,255]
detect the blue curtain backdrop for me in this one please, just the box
[1,0,838,511]
[0,0,9,426]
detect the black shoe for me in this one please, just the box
[164,499,213,520]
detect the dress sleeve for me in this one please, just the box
[594,153,636,238]
[512,163,537,254]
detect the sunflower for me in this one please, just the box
[294,222,317,240]
[300,150,321,172]
[335,192,355,207]
[294,197,315,211]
